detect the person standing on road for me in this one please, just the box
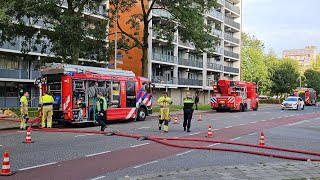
[20,91,30,130]
[40,91,54,128]
[195,92,199,110]
[96,92,107,131]
[183,92,195,132]
[157,92,172,133]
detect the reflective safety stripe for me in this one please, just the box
[2,165,10,169]
[3,157,9,162]
[126,108,136,119]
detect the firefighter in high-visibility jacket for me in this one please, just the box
[157,92,172,133]
[40,91,54,128]
[20,91,30,130]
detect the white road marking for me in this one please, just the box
[265,112,271,113]
[75,134,96,138]
[231,137,242,141]
[188,132,201,136]
[130,143,150,148]
[211,119,217,121]
[252,114,257,116]
[176,150,194,156]
[232,115,239,118]
[91,176,106,180]
[138,126,150,130]
[270,118,275,120]
[85,151,111,157]
[250,121,258,124]
[19,162,57,171]
[248,132,257,136]
[238,124,244,126]
[225,126,233,129]
[260,120,267,122]
[276,117,282,119]
[17,131,26,133]
[213,129,219,131]
[0,145,3,147]
[208,143,221,147]
[284,116,289,118]
[286,120,310,127]
[133,161,158,168]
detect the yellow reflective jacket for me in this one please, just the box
[157,96,172,107]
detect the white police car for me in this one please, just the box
[281,96,305,110]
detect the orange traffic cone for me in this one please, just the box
[1,150,15,176]
[206,125,213,138]
[259,131,265,146]
[24,127,33,143]
[173,115,178,124]
[198,114,202,121]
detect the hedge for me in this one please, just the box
[259,99,284,104]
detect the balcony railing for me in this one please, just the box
[152,76,177,84]
[178,58,203,68]
[224,50,240,59]
[225,16,240,29]
[225,1,240,14]
[214,46,224,54]
[211,28,223,37]
[31,71,41,79]
[61,0,106,17]
[0,69,29,79]
[152,52,177,64]
[178,78,203,86]
[207,62,224,71]
[217,0,225,5]
[152,30,177,42]
[224,33,240,44]
[152,9,171,18]
[178,39,195,48]
[207,9,224,21]
[224,66,239,74]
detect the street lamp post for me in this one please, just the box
[114,0,118,70]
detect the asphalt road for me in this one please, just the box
[0,106,320,180]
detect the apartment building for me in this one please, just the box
[0,1,108,107]
[149,0,242,105]
[283,46,317,72]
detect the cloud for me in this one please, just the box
[243,0,320,56]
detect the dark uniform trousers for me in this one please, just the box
[183,109,193,129]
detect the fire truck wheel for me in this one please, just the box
[137,107,147,121]
[253,103,258,111]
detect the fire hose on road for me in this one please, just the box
[1,116,320,162]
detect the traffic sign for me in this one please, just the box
[116,54,124,59]
[108,63,114,67]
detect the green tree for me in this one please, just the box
[0,0,108,65]
[241,32,268,93]
[109,0,218,77]
[270,58,300,96]
[310,55,320,71]
[304,69,320,93]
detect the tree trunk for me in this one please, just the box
[141,20,149,78]
[72,46,80,65]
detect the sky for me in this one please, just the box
[242,0,320,57]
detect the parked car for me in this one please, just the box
[281,96,305,110]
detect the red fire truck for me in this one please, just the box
[36,63,153,125]
[293,88,316,106]
[211,80,259,112]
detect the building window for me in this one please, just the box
[0,55,20,69]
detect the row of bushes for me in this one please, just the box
[259,98,284,104]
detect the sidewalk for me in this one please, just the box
[150,104,280,117]
[121,161,320,180]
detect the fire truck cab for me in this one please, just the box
[293,87,316,106]
[211,80,259,112]
[36,63,153,125]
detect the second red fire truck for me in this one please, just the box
[293,87,316,106]
[211,80,259,112]
[36,63,153,125]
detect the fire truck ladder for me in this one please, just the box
[40,63,136,77]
